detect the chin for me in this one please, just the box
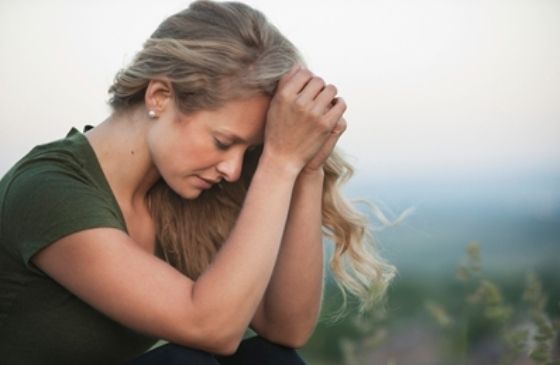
[178,189,203,200]
[165,181,203,200]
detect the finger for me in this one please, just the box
[324,132,342,154]
[278,68,314,97]
[309,122,344,168]
[323,97,347,126]
[310,84,338,115]
[277,63,301,90]
[331,117,347,135]
[296,76,326,104]
[317,119,347,157]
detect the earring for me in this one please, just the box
[148,110,158,119]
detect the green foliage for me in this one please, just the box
[302,241,560,365]
[427,241,559,364]
[424,300,453,328]
[522,273,560,365]
[338,309,390,365]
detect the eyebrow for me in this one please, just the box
[217,131,261,146]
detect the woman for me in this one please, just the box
[0,1,395,364]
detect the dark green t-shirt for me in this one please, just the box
[0,128,159,364]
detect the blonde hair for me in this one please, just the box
[108,0,395,313]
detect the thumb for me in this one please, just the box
[331,117,347,135]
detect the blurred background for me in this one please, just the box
[1,0,559,363]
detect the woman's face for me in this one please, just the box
[147,94,271,199]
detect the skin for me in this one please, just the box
[32,65,347,355]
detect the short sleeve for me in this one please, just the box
[1,166,125,275]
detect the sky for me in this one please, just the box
[1,0,559,180]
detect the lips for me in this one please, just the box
[195,175,220,189]
[200,176,220,184]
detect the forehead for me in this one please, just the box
[207,95,270,145]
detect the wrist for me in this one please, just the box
[299,166,325,180]
[294,168,325,196]
[258,149,302,181]
[296,168,325,190]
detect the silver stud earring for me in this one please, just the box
[148,110,158,119]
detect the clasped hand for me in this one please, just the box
[263,65,347,174]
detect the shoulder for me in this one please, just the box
[0,131,126,272]
[1,132,112,221]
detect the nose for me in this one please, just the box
[216,149,244,183]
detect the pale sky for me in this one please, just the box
[1,0,559,179]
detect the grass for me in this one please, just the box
[300,242,560,365]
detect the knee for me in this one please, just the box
[239,336,307,364]
[163,343,218,364]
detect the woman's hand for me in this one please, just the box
[302,116,347,174]
[262,65,347,174]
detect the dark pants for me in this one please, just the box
[125,336,307,365]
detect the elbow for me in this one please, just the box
[210,330,243,356]
[288,334,312,349]
[272,333,311,350]
[192,319,245,356]
[258,326,314,350]
[171,313,244,356]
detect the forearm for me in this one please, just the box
[191,154,300,343]
[189,66,344,349]
[255,169,325,345]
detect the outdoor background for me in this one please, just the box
[1,0,559,364]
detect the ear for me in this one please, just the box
[144,79,173,116]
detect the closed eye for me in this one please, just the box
[214,138,230,151]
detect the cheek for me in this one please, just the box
[148,122,219,178]
[147,125,187,176]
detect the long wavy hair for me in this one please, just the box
[108,0,395,313]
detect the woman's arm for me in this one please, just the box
[32,156,298,355]
[250,168,325,348]
[31,68,346,355]
[251,117,348,348]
